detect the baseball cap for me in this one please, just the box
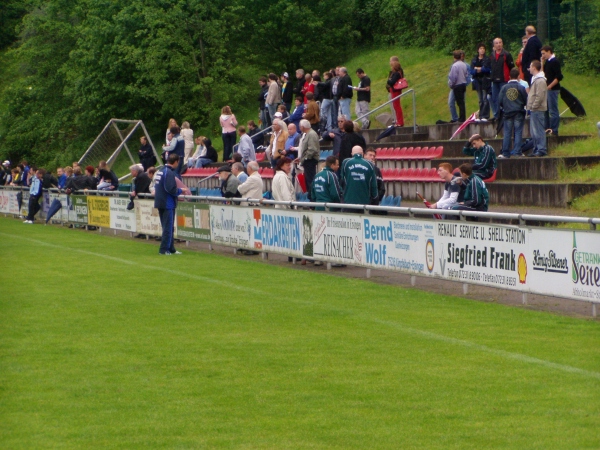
[217,165,232,173]
[274,112,283,118]
[2,160,9,167]
[281,72,289,78]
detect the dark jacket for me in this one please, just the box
[132,172,151,196]
[470,55,492,91]
[317,80,333,100]
[339,132,367,167]
[387,70,405,91]
[371,163,385,203]
[522,35,542,77]
[322,128,343,156]
[281,80,294,103]
[498,81,528,117]
[203,138,219,163]
[153,165,181,209]
[293,78,305,99]
[65,175,96,193]
[463,143,497,179]
[258,84,268,109]
[462,174,489,210]
[490,50,514,83]
[42,173,58,189]
[289,104,304,129]
[338,74,353,99]
[544,57,563,90]
[99,169,119,189]
[139,143,156,170]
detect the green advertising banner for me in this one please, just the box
[176,202,211,242]
[68,195,89,224]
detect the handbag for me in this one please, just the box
[393,78,408,90]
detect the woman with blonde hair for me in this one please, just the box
[219,106,238,161]
[166,118,178,143]
[180,121,194,164]
[387,61,405,126]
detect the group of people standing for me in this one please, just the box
[448,25,563,158]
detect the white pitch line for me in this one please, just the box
[3,228,600,380]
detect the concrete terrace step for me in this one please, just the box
[368,135,588,157]
[361,116,580,144]
[437,155,600,181]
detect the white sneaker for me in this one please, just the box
[497,155,508,159]
[173,251,182,255]
[23,220,33,224]
[480,118,488,122]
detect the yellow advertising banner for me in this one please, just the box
[87,196,111,227]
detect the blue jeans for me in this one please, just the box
[529,111,547,156]
[266,103,279,124]
[448,90,458,122]
[332,97,340,122]
[193,157,213,168]
[321,98,334,130]
[491,81,506,118]
[476,86,490,119]
[158,208,176,254]
[546,90,560,135]
[339,98,351,121]
[502,114,525,156]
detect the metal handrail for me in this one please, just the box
[2,186,598,227]
[355,89,417,133]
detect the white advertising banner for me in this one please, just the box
[0,190,21,214]
[309,213,364,265]
[135,199,162,236]
[209,205,254,249]
[109,198,137,232]
[251,208,304,257]
[528,228,600,303]
[433,222,528,291]
[361,216,433,275]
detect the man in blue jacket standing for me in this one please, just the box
[24,168,44,224]
[153,154,182,255]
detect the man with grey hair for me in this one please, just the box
[236,125,256,166]
[293,68,305,100]
[238,161,263,205]
[294,119,320,199]
[231,162,248,183]
[337,67,353,123]
[341,145,378,208]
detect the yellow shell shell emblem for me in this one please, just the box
[517,253,527,284]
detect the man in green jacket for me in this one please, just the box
[340,146,378,210]
[462,134,497,180]
[311,155,342,210]
[452,163,489,219]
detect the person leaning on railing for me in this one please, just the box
[451,163,489,219]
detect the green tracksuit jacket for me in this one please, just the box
[311,166,342,210]
[340,154,378,206]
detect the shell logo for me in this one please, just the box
[517,253,527,284]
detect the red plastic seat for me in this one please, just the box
[262,168,274,179]
[431,146,444,158]
[381,168,393,180]
[410,147,422,160]
[255,152,266,162]
[483,169,497,183]
[378,148,388,158]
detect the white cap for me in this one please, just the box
[274,112,283,118]
[1,160,9,167]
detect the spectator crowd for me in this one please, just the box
[1,25,566,248]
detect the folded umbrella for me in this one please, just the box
[560,87,586,117]
[45,198,63,223]
[449,112,477,140]
[417,192,442,220]
[374,125,397,142]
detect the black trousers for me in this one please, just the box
[303,158,318,201]
[26,195,41,221]
[222,131,237,161]
[453,84,467,122]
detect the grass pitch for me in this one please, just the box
[1,216,599,449]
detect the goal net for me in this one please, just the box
[78,119,159,180]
